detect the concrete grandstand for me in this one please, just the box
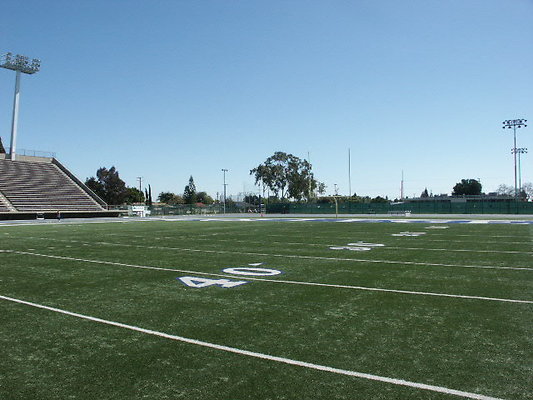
[0,154,119,220]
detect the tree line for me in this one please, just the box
[84,152,533,206]
[85,170,214,206]
[158,176,215,205]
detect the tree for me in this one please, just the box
[124,187,145,204]
[85,166,128,205]
[244,194,260,205]
[420,188,429,198]
[317,182,327,196]
[496,184,514,196]
[521,182,533,200]
[183,176,197,204]
[158,192,184,205]
[250,151,319,201]
[85,177,105,199]
[370,196,389,203]
[452,179,482,196]
[197,191,214,204]
[158,192,175,204]
[144,184,153,206]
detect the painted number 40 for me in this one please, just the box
[177,276,247,289]
[177,264,283,289]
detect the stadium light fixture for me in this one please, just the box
[1,52,41,161]
[502,119,527,197]
[511,147,528,193]
[222,169,228,214]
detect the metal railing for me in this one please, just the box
[12,148,56,158]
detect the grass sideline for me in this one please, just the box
[0,219,531,399]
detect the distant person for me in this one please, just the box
[57,210,61,221]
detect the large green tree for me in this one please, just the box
[452,179,482,196]
[183,176,197,204]
[196,191,214,204]
[124,187,145,204]
[250,151,319,201]
[85,166,129,205]
[158,192,184,205]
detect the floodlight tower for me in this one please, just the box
[512,147,528,192]
[0,52,41,161]
[221,169,228,214]
[502,119,527,196]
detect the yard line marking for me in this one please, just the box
[0,294,504,400]
[97,233,533,255]
[23,236,533,271]
[9,236,533,271]
[4,251,532,304]
[262,233,530,243]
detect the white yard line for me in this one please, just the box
[99,233,533,255]
[0,294,505,400]
[3,250,532,304]
[19,236,533,271]
[264,233,530,241]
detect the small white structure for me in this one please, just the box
[129,205,150,217]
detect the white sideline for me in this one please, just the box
[0,294,504,400]
[3,250,532,304]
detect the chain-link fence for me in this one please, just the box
[265,199,533,215]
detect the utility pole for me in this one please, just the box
[348,148,352,197]
[137,177,143,203]
[221,169,228,214]
[400,170,404,200]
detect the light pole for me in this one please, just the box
[0,53,41,161]
[512,148,528,193]
[502,119,527,196]
[137,177,143,203]
[221,169,228,214]
[348,148,352,198]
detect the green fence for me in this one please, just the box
[266,200,533,215]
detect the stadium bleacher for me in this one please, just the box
[0,157,106,213]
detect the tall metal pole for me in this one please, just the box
[222,169,228,214]
[307,151,311,200]
[9,71,21,161]
[400,170,404,200]
[1,53,41,161]
[348,148,351,197]
[513,125,517,195]
[137,177,143,203]
[513,148,528,193]
[503,119,527,197]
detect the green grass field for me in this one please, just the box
[0,218,531,400]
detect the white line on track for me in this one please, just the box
[0,294,504,400]
[3,250,532,304]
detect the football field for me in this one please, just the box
[0,218,532,399]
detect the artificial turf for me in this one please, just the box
[0,218,531,399]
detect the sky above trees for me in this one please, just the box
[0,0,531,199]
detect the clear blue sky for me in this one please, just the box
[0,0,531,200]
